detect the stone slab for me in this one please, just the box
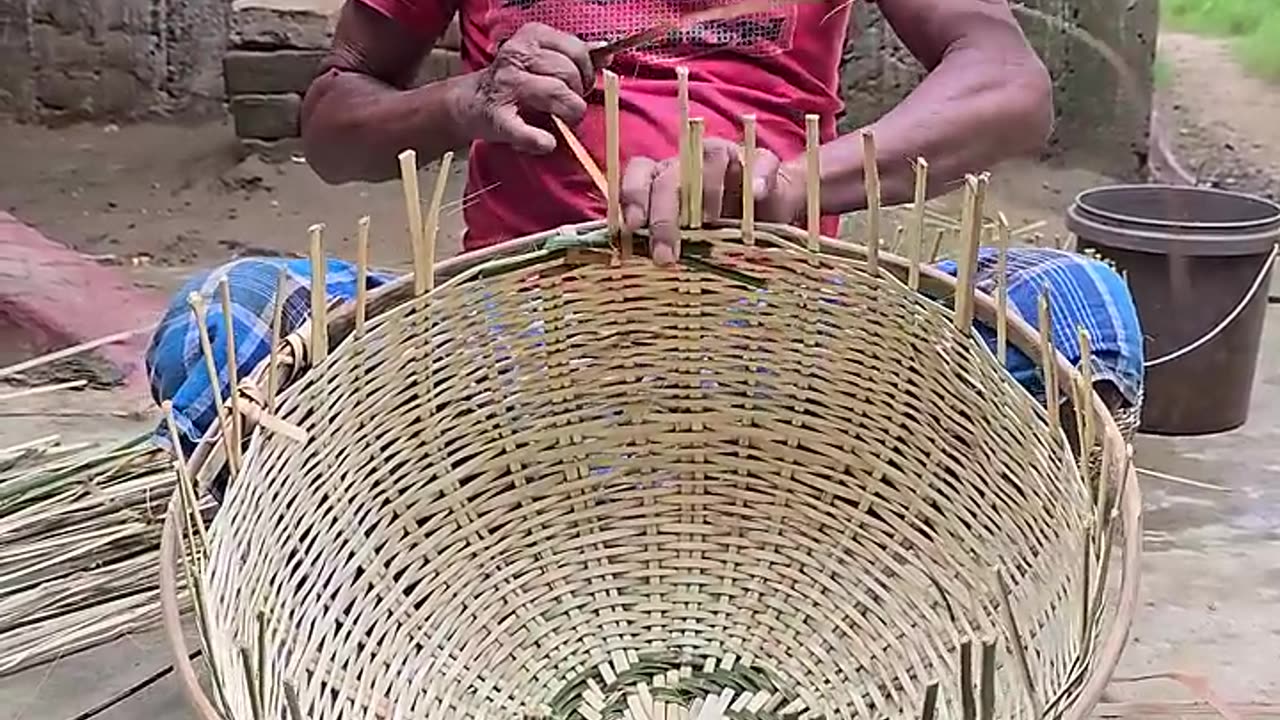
[224,48,325,94]
[230,0,336,49]
[230,92,301,139]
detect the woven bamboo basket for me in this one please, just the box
[158,77,1141,720]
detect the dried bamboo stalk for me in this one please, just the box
[861,130,880,273]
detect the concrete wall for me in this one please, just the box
[840,0,1159,179]
[0,0,228,120]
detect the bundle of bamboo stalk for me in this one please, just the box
[0,433,192,676]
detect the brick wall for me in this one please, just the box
[224,0,463,158]
[0,0,228,120]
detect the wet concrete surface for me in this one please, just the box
[1,311,1277,719]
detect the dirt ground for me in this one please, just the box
[1157,32,1280,202]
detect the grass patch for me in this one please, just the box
[1162,0,1280,81]
[1153,54,1174,90]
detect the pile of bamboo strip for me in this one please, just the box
[0,432,192,675]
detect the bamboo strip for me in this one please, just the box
[741,115,757,246]
[423,151,453,294]
[218,278,243,452]
[908,158,929,290]
[309,224,328,364]
[266,268,287,414]
[0,380,87,403]
[995,212,1011,366]
[1038,289,1060,436]
[861,131,880,273]
[688,119,705,229]
[355,216,370,338]
[953,175,982,332]
[677,67,691,228]
[188,294,240,475]
[805,114,820,252]
[605,70,622,238]
[398,150,426,295]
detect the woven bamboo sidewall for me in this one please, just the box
[161,221,1141,720]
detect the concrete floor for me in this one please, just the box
[2,306,1278,720]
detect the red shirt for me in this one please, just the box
[360,0,850,250]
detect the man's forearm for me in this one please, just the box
[301,69,479,184]
[801,45,1053,215]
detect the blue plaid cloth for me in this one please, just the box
[147,248,1143,454]
[146,257,395,455]
[935,247,1144,406]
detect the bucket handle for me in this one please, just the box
[1145,243,1278,368]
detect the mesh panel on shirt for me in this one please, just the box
[484,0,799,62]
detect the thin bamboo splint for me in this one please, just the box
[158,69,1141,720]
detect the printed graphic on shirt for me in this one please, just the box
[485,0,798,62]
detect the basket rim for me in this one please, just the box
[158,220,1142,720]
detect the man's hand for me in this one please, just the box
[621,139,805,265]
[453,23,597,155]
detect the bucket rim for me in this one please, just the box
[1072,183,1280,233]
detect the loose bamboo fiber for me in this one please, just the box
[160,208,1140,720]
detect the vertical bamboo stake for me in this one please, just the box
[959,641,976,720]
[397,149,426,295]
[979,641,996,720]
[256,608,269,716]
[741,115,757,246]
[605,70,622,238]
[995,212,1012,366]
[1038,288,1060,437]
[1076,327,1095,482]
[284,681,306,720]
[266,268,286,414]
[909,157,929,289]
[927,227,946,263]
[953,175,983,332]
[355,216,370,338]
[688,118,705,230]
[217,278,242,452]
[677,67,691,228]
[995,568,1042,717]
[861,130,880,272]
[805,114,821,252]
[239,644,264,720]
[188,293,240,474]
[308,224,328,365]
[422,151,453,293]
[164,401,208,548]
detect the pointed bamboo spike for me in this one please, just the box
[284,681,306,720]
[741,114,757,246]
[188,292,240,475]
[164,401,208,548]
[355,216,370,338]
[398,149,426,294]
[927,227,946,263]
[909,157,929,289]
[861,130,880,272]
[605,70,622,239]
[995,568,1042,717]
[422,151,453,293]
[959,640,976,720]
[1038,288,1060,437]
[308,223,328,364]
[677,67,691,228]
[804,114,821,252]
[953,174,983,332]
[217,278,242,452]
[266,268,287,413]
[919,683,939,720]
[979,640,996,720]
[995,212,1012,366]
[688,118,705,230]
[239,644,264,720]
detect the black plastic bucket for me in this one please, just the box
[1067,185,1280,436]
